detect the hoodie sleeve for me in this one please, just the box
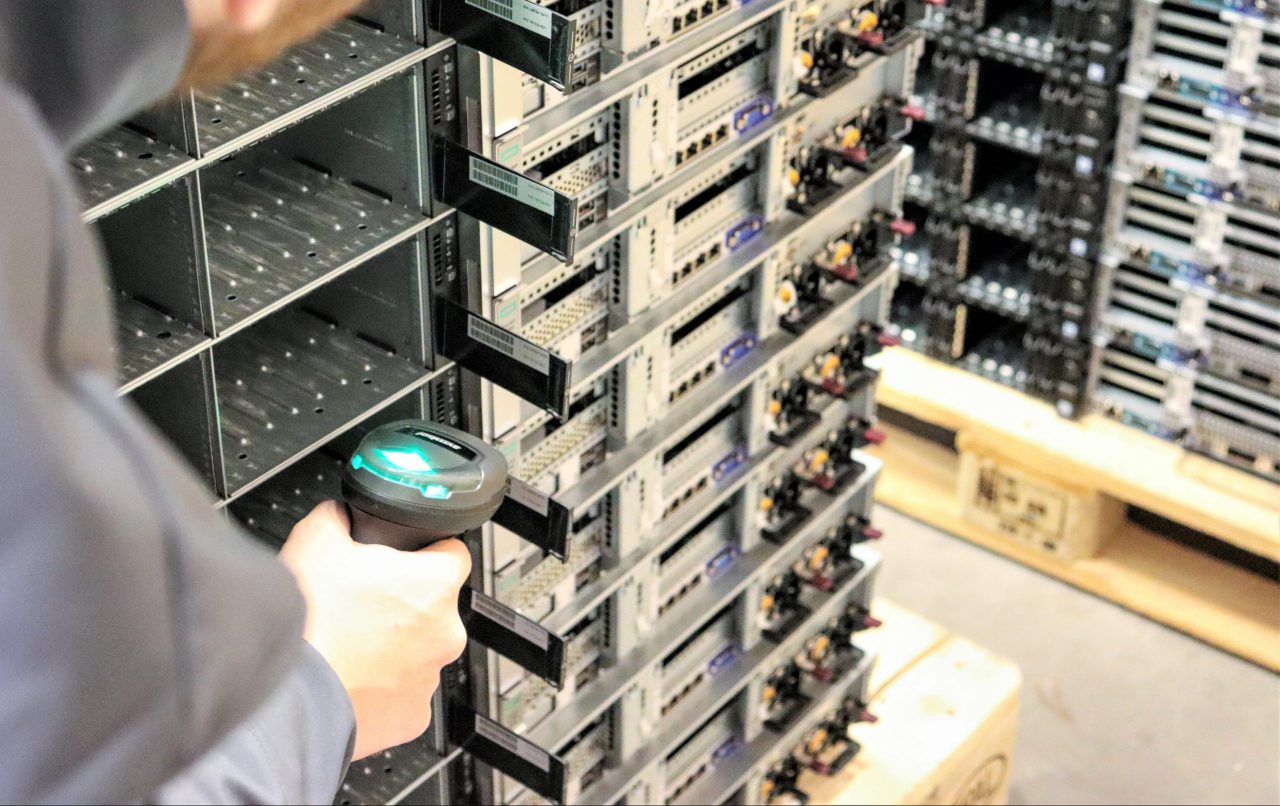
[154,644,358,806]
[0,0,192,148]
[0,3,356,803]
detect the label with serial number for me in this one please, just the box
[465,0,553,37]
[475,714,552,771]
[507,476,551,517]
[467,314,552,374]
[468,156,556,216]
[471,590,550,650]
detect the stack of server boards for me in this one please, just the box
[77,1,921,803]
[887,0,1132,416]
[1094,0,1280,483]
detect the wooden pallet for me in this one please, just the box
[869,348,1280,670]
[806,599,1022,806]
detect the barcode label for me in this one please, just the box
[475,715,552,771]
[468,157,556,217]
[467,314,552,374]
[465,0,554,37]
[471,590,550,649]
[508,476,550,517]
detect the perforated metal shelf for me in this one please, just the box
[215,309,427,496]
[115,295,209,393]
[338,740,460,806]
[195,19,426,157]
[74,127,195,221]
[230,450,344,545]
[203,154,425,336]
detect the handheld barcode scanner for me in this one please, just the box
[342,420,508,551]
[343,419,572,802]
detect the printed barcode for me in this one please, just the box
[469,159,520,198]
[466,0,514,21]
[476,716,519,754]
[470,316,515,350]
[473,591,550,649]
[468,313,553,374]
[472,591,516,629]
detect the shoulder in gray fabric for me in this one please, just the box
[0,2,340,801]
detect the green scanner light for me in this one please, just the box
[350,450,452,499]
[377,448,435,473]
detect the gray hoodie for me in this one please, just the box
[0,2,355,801]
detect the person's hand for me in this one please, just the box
[278,501,471,760]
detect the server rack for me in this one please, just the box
[887,0,1132,417]
[1093,0,1280,482]
[77,1,919,804]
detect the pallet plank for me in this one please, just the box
[876,349,1280,562]
[872,424,1280,670]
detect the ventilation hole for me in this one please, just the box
[238,453,248,460]
[349,52,360,59]
[156,331,171,340]
[226,294,238,301]
[314,407,325,414]
[307,251,318,258]
[362,378,373,385]
[358,224,369,230]
[211,118,223,125]
[383,767,393,775]
[296,78,307,84]
[137,152,154,160]
[236,170,247,177]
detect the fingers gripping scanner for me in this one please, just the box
[343,420,572,802]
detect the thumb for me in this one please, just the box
[295,500,354,543]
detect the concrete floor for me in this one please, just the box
[872,505,1280,806]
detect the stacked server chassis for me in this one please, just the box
[889,0,1131,415]
[1093,0,1280,482]
[75,1,922,804]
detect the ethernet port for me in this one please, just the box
[717,0,730,7]
[685,9,698,26]
[701,1,714,18]
[673,16,684,33]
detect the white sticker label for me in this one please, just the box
[507,477,551,517]
[468,156,556,216]
[465,0,554,38]
[471,591,550,650]
[467,315,552,374]
[475,715,552,771]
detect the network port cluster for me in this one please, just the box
[73,0,922,803]
[1094,0,1280,482]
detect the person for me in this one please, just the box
[0,1,473,801]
